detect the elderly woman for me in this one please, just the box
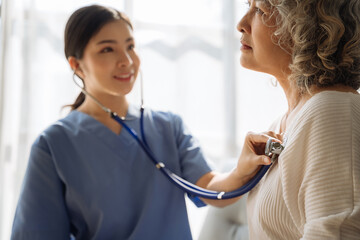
[237,0,360,239]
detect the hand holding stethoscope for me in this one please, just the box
[234,132,284,185]
[73,72,285,206]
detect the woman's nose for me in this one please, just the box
[117,52,133,67]
[237,14,250,34]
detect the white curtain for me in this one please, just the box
[0,0,287,239]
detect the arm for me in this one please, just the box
[297,127,358,239]
[173,113,280,207]
[11,136,70,240]
[197,132,280,207]
[280,95,360,239]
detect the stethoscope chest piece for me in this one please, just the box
[72,71,287,204]
[265,138,285,162]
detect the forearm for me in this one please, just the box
[196,132,276,207]
[196,169,252,207]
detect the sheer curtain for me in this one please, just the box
[0,0,287,239]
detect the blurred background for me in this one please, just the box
[0,0,287,239]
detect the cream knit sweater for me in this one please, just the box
[247,91,360,239]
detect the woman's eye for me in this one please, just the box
[255,7,265,15]
[128,44,135,51]
[100,47,113,53]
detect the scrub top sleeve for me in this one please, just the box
[11,137,71,240]
[172,114,212,184]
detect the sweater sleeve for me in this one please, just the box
[11,135,71,240]
[280,93,360,240]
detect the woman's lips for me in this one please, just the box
[240,41,252,50]
[114,73,133,82]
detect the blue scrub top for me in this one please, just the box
[11,105,212,240]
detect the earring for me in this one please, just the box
[270,77,278,87]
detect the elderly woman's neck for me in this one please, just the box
[277,79,306,134]
[277,77,302,112]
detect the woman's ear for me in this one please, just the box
[68,56,85,79]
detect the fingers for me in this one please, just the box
[245,131,269,144]
[246,131,282,144]
[268,131,283,142]
[263,156,272,165]
[244,131,283,156]
[236,136,273,180]
[253,154,271,165]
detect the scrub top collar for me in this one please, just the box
[67,104,142,148]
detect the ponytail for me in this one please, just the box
[70,92,86,110]
[63,91,85,111]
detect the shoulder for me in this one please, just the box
[143,108,192,142]
[145,108,185,128]
[282,91,360,173]
[289,91,360,133]
[32,111,82,152]
[40,112,78,138]
[146,108,182,122]
[281,91,360,169]
[305,91,359,115]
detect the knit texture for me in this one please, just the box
[247,91,360,240]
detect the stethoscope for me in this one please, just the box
[73,71,285,206]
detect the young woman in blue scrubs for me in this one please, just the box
[11,5,278,240]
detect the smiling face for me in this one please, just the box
[237,0,291,78]
[76,19,140,98]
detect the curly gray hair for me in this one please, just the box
[266,0,360,92]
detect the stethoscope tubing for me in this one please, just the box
[73,71,275,200]
[111,110,273,200]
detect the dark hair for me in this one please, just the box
[64,5,133,110]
